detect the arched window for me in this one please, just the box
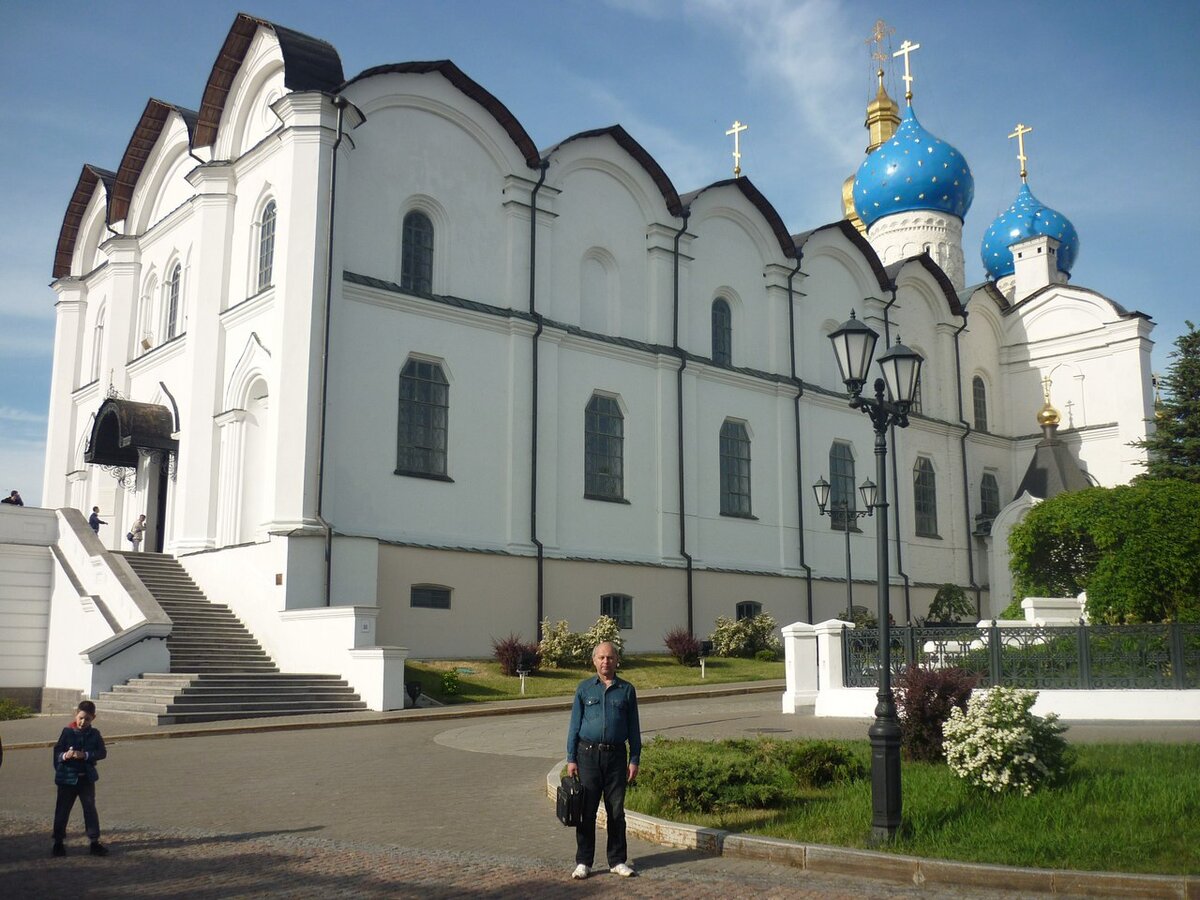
[165,264,181,340]
[980,472,1000,520]
[585,393,624,501]
[735,601,762,621]
[972,376,988,432]
[913,457,938,537]
[401,210,434,294]
[910,373,923,415]
[257,200,276,291]
[711,298,732,367]
[719,419,752,517]
[90,305,105,383]
[829,441,856,531]
[396,359,449,478]
[601,593,633,629]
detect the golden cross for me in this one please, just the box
[726,120,748,178]
[892,39,921,103]
[1009,122,1033,182]
[1041,375,1053,405]
[867,19,894,66]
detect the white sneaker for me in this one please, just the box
[611,862,636,877]
[571,864,589,880]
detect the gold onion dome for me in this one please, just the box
[1037,401,1061,428]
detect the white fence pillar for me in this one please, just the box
[781,621,817,714]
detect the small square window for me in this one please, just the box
[411,585,451,609]
[600,593,633,630]
[735,601,762,621]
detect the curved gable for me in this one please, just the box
[53,165,115,279]
[884,253,964,318]
[109,99,198,227]
[681,177,795,259]
[195,13,343,149]
[546,125,683,217]
[1006,283,1147,321]
[343,60,539,169]
[793,220,889,293]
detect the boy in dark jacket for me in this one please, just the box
[52,700,108,856]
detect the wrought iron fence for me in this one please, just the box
[843,623,1200,690]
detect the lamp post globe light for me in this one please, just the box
[827,309,923,844]
[812,475,876,622]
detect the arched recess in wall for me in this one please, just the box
[580,247,618,334]
[217,333,272,545]
[239,377,270,543]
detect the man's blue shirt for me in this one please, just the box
[566,675,641,765]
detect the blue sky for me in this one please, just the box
[2,0,1196,505]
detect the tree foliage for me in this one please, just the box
[1009,480,1200,623]
[1134,320,1200,483]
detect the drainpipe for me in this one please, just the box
[881,288,912,622]
[953,311,983,616]
[315,96,349,606]
[786,255,814,623]
[528,161,549,639]
[670,211,694,635]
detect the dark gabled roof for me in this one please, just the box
[884,252,965,318]
[1005,282,1152,322]
[961,280,1009,313]
[52,165,116,279]
[792,219,890,293]
[543,125,684,217]
[195,13,344,149]
[108,99,198,226]
[1014,423,1095,501]
[341,60,541,169]
[680,177,795,259]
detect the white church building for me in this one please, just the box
[16,14,1154,710]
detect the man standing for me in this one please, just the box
[87,507,107,535]
[565,640,641,880]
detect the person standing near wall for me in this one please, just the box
[87,507,106,535]
[565,640,641,880]
[127,514,146,552]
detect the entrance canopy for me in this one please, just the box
[84,398,178,468]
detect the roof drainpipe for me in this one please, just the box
[787,255,814,623]
[315,95,348,606]
[670,210,694,635]
[881,288,912,623]
[528,160,549,639]
[953,311,982,616]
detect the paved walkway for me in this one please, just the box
[1,685,1194,898]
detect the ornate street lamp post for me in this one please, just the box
[827,310,923,844]
[812,474,877,622]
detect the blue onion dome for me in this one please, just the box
[981,182,1079,281]
[853,106,974,229]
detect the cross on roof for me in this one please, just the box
[892,39,920,103]
[725,120,748,178]
[1009,122,1033,182]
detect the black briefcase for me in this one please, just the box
[556,775,584,827]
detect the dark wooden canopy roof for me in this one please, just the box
[84,398,178,469]
[52,165,116,279]
[108,99,198,226]
[680,177,796,259]
[544,125,684,217]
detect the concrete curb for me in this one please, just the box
[2,680,785,751]
[544,761,1197,898]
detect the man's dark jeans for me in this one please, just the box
[575,741,628,868]
[53,781,99,841]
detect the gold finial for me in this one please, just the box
[1037,375,1061,427]
[893,39,921,104]
[1152,373,1166,418]
[1009,122,1033,183]
[725,120,748,178]
[867,19,895,67]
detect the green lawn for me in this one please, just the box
[404,654,783,704]
[626,739,1200,876]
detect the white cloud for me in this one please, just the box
[0,406,48,425]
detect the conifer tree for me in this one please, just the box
[1135,321,1200,482]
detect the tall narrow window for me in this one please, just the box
[972,376,988,432]
[397,359,449,478]
[601,593,634,629]
[914,457,938,537]
[257,200,276,291]
[165,264,181,339]
[980,472,1000,520]
[829,441,856,531]
[401,210,434,294]
[711,298,732,367]
[719,419,752,517]
[585,393,624,501]
[910,373,923,415]
[91,306,105,383]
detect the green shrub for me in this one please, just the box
[942,685,1071,795]
[926,583,976,624]
[664,627,701,666]
[635,737,787,813]
[492,633,541,676]
[538,617,624,668]
[585,616,624,657]
[440,670,460,695]
[709,613,782,659]
[754,648,778,663]
[726,738,866,787]
[0,698,33,721]
[998,597,1025,620]
[894,666,978,762]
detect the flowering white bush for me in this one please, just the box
[538,617,624,668]
[941,685,1070,796]
[709,614,782,659]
